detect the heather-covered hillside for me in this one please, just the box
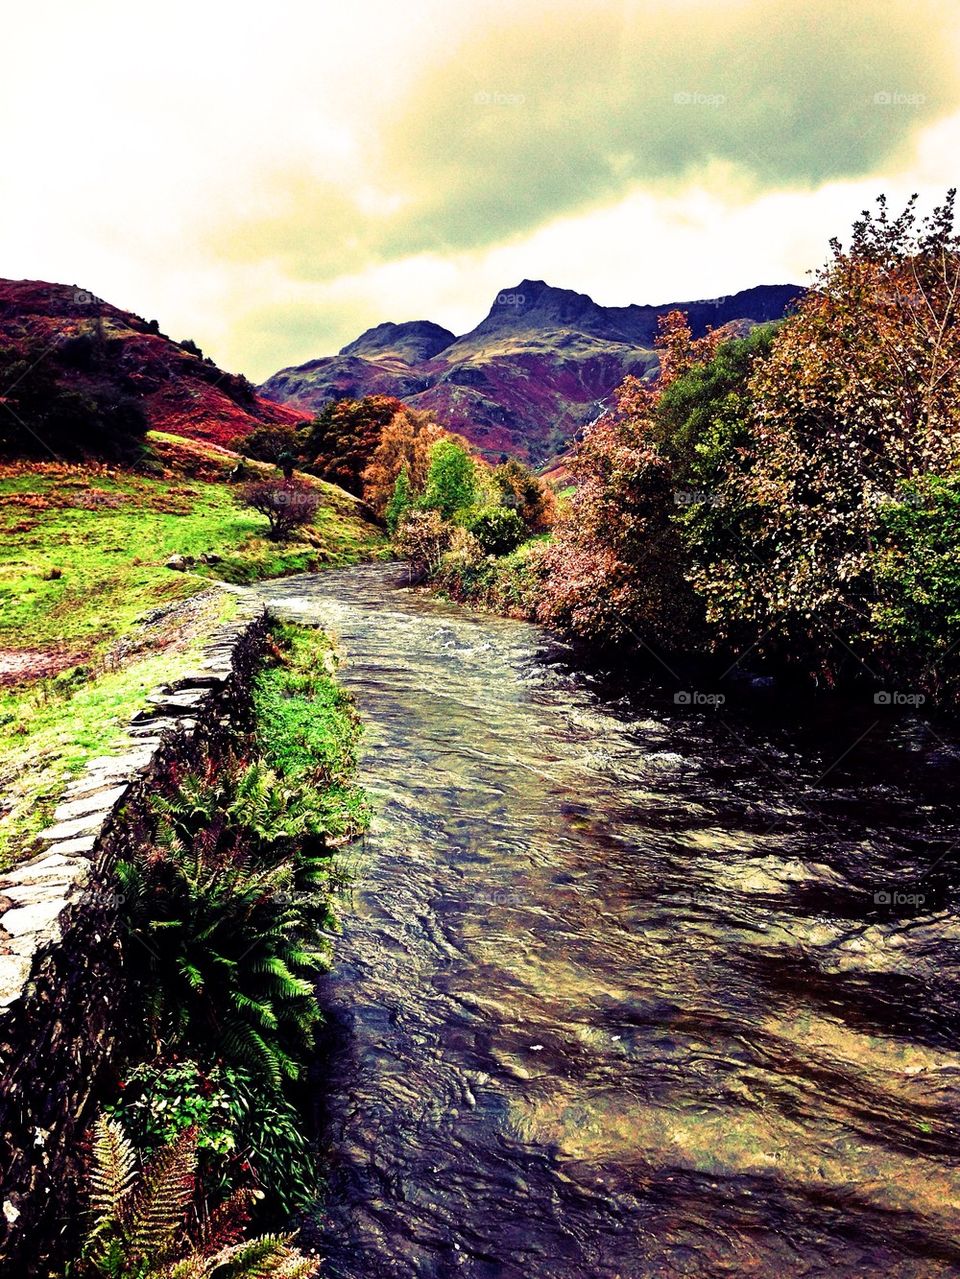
[0,280,307,458]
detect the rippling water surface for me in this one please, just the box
[258,565,960,1279]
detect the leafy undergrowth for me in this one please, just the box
[96,620,368,1264]
[252,621,370,840]
[0,434,384,869]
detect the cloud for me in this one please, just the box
[217,0,959,279]
[0,0,957,379]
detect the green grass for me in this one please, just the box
[252,621,370,840]
[0,442,384,869]
[0,459,384,656]
[0,591,238,868]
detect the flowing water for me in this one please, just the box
[258,564,960,1279]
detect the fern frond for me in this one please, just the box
[207,1233,320,1279]
[129,1125,198,1262]
[88,1114,137,1233]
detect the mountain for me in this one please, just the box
[260,280,801,464]
[0,279,307,457]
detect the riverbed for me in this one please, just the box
[259,564,960,1279]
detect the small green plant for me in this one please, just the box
[107,1060,318,1215]
[80,1114,318,1278]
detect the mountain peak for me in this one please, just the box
[261,280,802,465]
[340,319,455,365]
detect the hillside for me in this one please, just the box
[260,280,801,464]
[0,279,307,456]
[0,429,384,868]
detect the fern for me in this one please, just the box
[86,1116,137,1253]
[129,1127,198,1263]
[79,1117,319,1279]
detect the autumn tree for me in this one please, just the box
[533,311,724,648]
[684,191,960,679]
[492,458,557,533]
[239,478,319,540]
[301,395,402,496]
[536,372,702,647]
[361,406,448,515]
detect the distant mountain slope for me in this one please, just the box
[260,280,801,464]
[0,279,307,456]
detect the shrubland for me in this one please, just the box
[401,193,960,709]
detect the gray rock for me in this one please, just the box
[37,811,107,844]
[0,955,33,1006]
[53,785,128,824]
[2,899,65,938]
[43,836,97,858]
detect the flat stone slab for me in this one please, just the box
[161,674,225,691]
[146,690,207,709]
[53,784,128,824]
[7,853,77,880]
[38,811,108,844]
[0,954,33,1006]
[2,898,65,938]
[3,880,77,906]
[43,836,97,858]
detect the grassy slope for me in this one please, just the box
[0,433,385,868]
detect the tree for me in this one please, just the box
[421,439,477,520]
[239,424,303,465]
[0,349,149,461]
[393,509,453,578]
[361,407,448,515]
[684,191,960,678]
[463,506,526,556]
[384,466,412,533]
[492,458,556,533]
[537,373,702,648]
[239,479,319,540]
[301,395,402,496]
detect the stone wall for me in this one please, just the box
[0,596,268,1277]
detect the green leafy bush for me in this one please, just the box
[107,1059,317,1215]
[462,506,526,556]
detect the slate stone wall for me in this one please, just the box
[0,598,268,1277]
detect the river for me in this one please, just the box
[258,564,960,1279]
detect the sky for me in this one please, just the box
[2,0,959,380]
